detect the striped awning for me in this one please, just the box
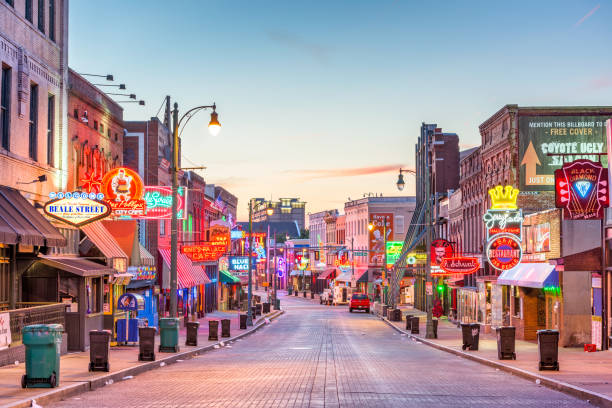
[317,268,336,280]
[138,243,155,267]
[80,222,129,262]
[159,248,210,289]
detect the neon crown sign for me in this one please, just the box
[488,185,519,210]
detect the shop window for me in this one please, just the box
[86,277,100,314]
[513,286,521,318]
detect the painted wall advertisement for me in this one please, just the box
[369,213,393,266]
[0,312,11,350]
[519,116,610,191]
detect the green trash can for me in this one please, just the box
[158,318,180,353]
[21,324,63,388]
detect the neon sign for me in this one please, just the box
[431,239,453,266]
[555,159,609,220]
[229,256,249,271]
[488,185,519,210]
[486,234,522,271]
[436,257,480,276]
[182,244,225,262]
[140,186,187,220]
[101,168,146,217]
[44,194,111,227]
[483,209,523,240]
[295,254,309,270]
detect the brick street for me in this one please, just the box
[51,295,590,408]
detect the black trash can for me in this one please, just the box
[303,291,307,298]
[496,326,516,360]
[432,319,439,339]
[311,292,314,299]
[469,323,481,350]
[405,314,414,330]
[381,305,388,318]
[461,323,473,350]
[208,320,219,341]
[240,314,247,329]
[295,290,298,297]
[394,309,402,322]
[251,306,257,319]
[255,304,263,316]
[262,303,271,313]
[89,330,111,372]
[221,319,231,338]
[186,322,199,346]
[138,327,156,361]
[411,316,420,334]
[537,329,559,371]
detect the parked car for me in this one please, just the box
[349,293,370,313]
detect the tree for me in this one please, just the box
[300,228,309,239]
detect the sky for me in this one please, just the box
[69,1,612,221]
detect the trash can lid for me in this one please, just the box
[23,324,64,333]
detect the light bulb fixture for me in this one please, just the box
[208,107,221,137]
[396,173,405,191]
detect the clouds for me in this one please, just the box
[267,30,331,63]
[574,4,600,28]
[285,164,407,181]
[586,76,612,91]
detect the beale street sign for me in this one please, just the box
[555,159,609,220]
[44,194,111,227]
[436,256,480,276]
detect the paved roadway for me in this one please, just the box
[52,294,590,408]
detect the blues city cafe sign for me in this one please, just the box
[44,192,111,227]
[555,159,609,220]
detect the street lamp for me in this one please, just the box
[396,168,416,191]
[169,101,221,319]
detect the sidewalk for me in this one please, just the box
[383,307,612,407]
[0,309,283,408]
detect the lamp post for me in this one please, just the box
[169,101,220,319]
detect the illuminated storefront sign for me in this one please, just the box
[127,266,156,280]
[231,230,245,240]
[436,257,480,276]
[555,159,609,220]
[182,244,225,262]
[431,239,453,266]
[44,193,111,227]
[483,209,523,240]
[140,186,187,220]
[229,256,249,271]
[486,234,522,271]
[386,241,403,266]
[295,254,309,270]
[101,168,146,217]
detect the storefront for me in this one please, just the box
[126,265,158,328]
[497,263,560,341]
[457,287,478,323]
[219,270,240,310]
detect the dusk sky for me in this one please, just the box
[69,1,612,220]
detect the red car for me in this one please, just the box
[349,293,370,313]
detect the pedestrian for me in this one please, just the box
[432,298,443,319]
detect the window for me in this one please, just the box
[47,94,54,166]
[0,66,10,151]
[395,215,405,234]
[93,120,98,130]
[37,0,44,33]
[5,0,14,6]
[513,286,521,318]
[29,83,38,160]
[160,220,165,236]
[107,129,111,139]
[48,0,55,41]
[25,0,33,21]
[73,108,78,119]
[99,123,104,134]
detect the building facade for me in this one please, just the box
[253,197,306,231]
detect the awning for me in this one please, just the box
[81,222,128,262]
[127,279,157,289]
[497,263,559,289]
[317,268,336,280]
[290,269,312,276]
[38,256,114,277]
[355,268,370,283]
[220,269,240,284]
[159,248,210,289]
[335,271,353,282]
[138,244,155,267]
[0,186,66,247]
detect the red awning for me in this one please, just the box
[317,268,336,280]
[159,249,210,289]
[354,267,369,283]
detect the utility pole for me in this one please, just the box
[273,230,277,307]
[247,200,254,326]
[266,223,270,298]
[383,222,388,306]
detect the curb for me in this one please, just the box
[2,310,285,408]
[378,316,612,408]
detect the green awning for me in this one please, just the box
[220,270,240,284]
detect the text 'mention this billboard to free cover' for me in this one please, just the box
[518,116,610,191]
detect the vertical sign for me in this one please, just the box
[607,119,612,205]
[369,213,393,266]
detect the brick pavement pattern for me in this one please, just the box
[51,295,590,408]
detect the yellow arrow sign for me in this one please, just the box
[520,141,554,186]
